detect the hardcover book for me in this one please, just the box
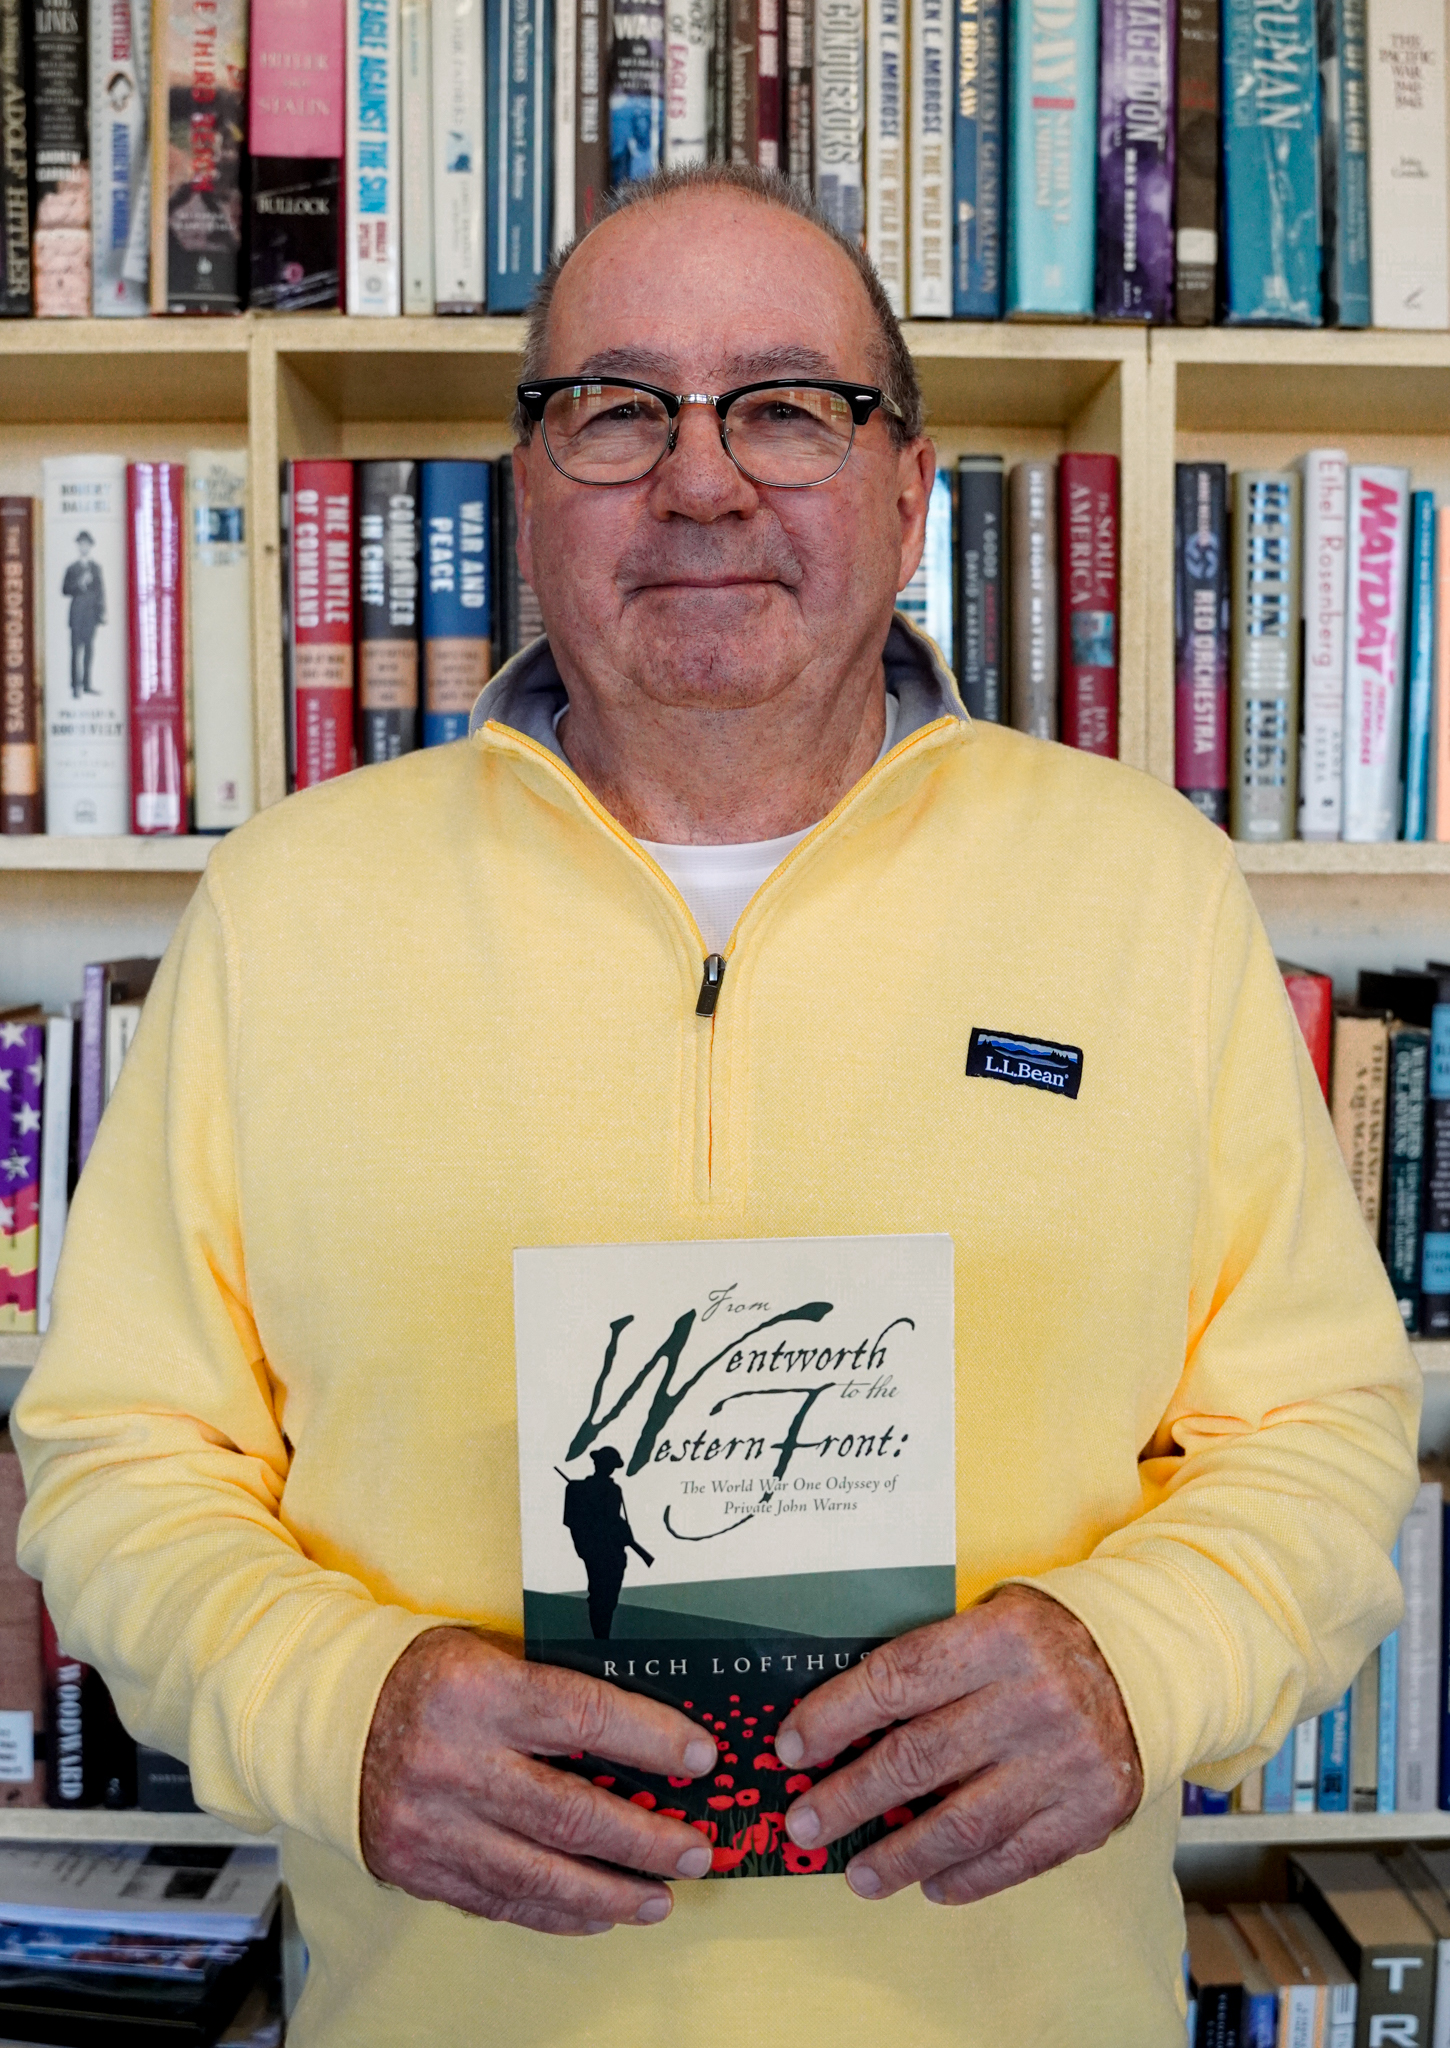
[249,0,346,311]
[1425,978,1450,1339]
[1382,1021,1429,1333]
[433,0,484,310]
[1318,0,1369,326]
[864,0,905,314]
[41,455,129,836]
[1402,492,1436,841]
[1316,1691,1350,1811]
[608,0,663,186]
[1297,449,1348,841]
[1342,463,1410,844]
[421,459,491,746]
[346,0,400,313]
[907,0,952,315]
[1172,0,1217,323]
[1367,0,1448,328]
[728,0,757,162]
[1280,962,1332,1097]
[89,0,149,314]
[494,458,544,655]
[1008,457,1056,739]
[1173,460,1229,826]
[0,0,29,315]
[0,1018,42,1332]
[515,1232,956,1877]
[286,459,355,789]
[1057,450,1118,756]
[898,470,953,659]
[1378,1557,1399,1806]
[1434,516,1450,841]
[491,0,554,305]
[1003,0,1097,316]
[1396,1478,1443,1810]
[28,0,91,317]
[76,955,155,1172]
[1093,0,1173,321]
[758,0,782,167]
[126,461,186,834]
[951,0,1002,316]
[956,453,1003,722]
[666,0,712,162]
[400,0,433,310]
[357,459,420,763]
[812,0,863,239]
[0,1439,42,1804]
[1349,1653,1378,1809]
[1328,1008,1388,1232]
[575,0,611,232]
[0,498,38,833]
[783,0,810,189]
[36,1012,71,1332]
[151,0,246,310]
[41,1609,136,1809]
[1229,470,1300,843]
[1221,0,1322,324]
[187,449,255,831]
[553,0,576,241]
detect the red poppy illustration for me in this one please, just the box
[666,1775,693,1788]
[658,1809,687,1821]
[706,1794,735,1811]
[883,1806,912,1829]
[783,1842,831,1875]
[629,1791,657,1808]
[711,1840,752,1873]
[714,1774,734,1788]
[724,1752,738,1764]
[735,1788,760,1807]
[690,1820,718,1842]
[754,1753,784,1771]
[784,1773,813,1794]
[592,1776,616,1788]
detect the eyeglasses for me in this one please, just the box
[515,377,904,489]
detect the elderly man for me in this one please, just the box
[14,165,1418,2046]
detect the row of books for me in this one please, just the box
[0,461,255,839]
[1,0,1446,326]
[1174,458,1450,844]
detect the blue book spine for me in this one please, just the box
[1221,0,1322,324]
[1403,494,1437,840]
[1198,1788,1231,1813]
[1379,1540,1400,1811]
[421,462,494,747]
[1317,0,1370,325]
[1245,1987,1278,2048]
[952,0,1005,314]
[1004,0,1098,314]
[1263,1733,1294,1810]
[609,0,666,185]
[1316,1689,1351,1811]
[487,0,554,311]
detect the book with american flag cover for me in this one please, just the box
[0,1019,43,1332]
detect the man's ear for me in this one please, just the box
[894,438,938,595]
[512,444,535,591]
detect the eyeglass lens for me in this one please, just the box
[540,383,858,486]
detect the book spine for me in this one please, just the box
[0,498,38,832]
[136,1744,199,1811]
[0,1454,43,1803]
[286,459,356,789]
[77,960,104,1170]
[42,454,129,835]
[709,0,728,154]
[247,0,346,312]
[757,0,781,165]
[491,0,553,304]
[89,0,148,314]
[729,0,757,161]
[1172,460,1229,827]
[811,0,862,238]
[899,468,954,653]
[1058,450,1118,756]
[1282,967,1332,1096]
[400,0,433,310]
[864,0,905,313]
[951,0,1002,315]
[1220,0,1322,323]
[1263,1730,1294,1810]
[1423,994,1450,1338]
[1329,1013,1388,1230]
[1236,1766,1263,1812]
[1316,1690,1351,1811]
[1229,470,1301,843]
[1004,0,1097,315]
[1403,493,1436,841]
[554,0,576,245]
[907,0,952,314]
[154,0,245,310]
[1008,458,1057,740]
[187,449,254,831]
[346,0,401,313]
[356,459,420,763]
[0,0,30,314]
[1443,1501,1450,1812]
[1368,0,1449,328]
[432,0,484,309]
[1291,1714,1318,1811]
[1435,518,1450,841]
[1297,449,1348,840]
[1318,0,1370,325]
[1171,0,1216,321]
[126,461,186,835]
[29,0,91,316]
[36,1013,72,1333]
[784,0,810,190]
[1379,1551,1399,1810]
[495,455,544,654]
[608,0,663,186]
[421,461,491,745]
[41,1608,135,1808]
[0,1020,43,1332]
[1093,0,1173,321]
[1342,464,1410,843]
[576,0,610,229]
[1398,1478,1443,1811]
[956,454,1003,722]
[1351,1650,1379,1809]
[1386,1025,1429,1333]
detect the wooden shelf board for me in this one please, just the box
[1235,841,1450,876]
[1156,329,1450,438]
[0,837,215,873]
[0,1809,274,1845]
[1180,1811,1450,1846]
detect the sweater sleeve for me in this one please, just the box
[11,879,457,1863]
[1019,858,1422,1802]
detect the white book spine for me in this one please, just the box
[865,0,906,312]
[1397,1477,1443,1811]
[1290,1715,1318,1812]
[1283,1984,1317,2048]
[90,0,150,314]
[187,450,256,832]
[1298,448,1349,840]
[36,1015,73,1336]
[907,0,950,314]
[664,0,710,165]
[1435,1937,1450,2048]
[432,0,485,309]
[347,0,402,314]
[1343,463,1411,842]
[813,0,864,242]
[1326,1985,1355,2048]
[553,0,576,246]
[401,0,435,312]
[1368,0,1449,327]
[41,455,130,837]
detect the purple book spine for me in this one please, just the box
[1094,0,1176,321]
[0,1022,44,1327]
[77,965,106,1175]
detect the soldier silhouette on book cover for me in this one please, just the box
[61,535,105,697]
[560,1448,654,1640]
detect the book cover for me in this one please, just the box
[0,499,38,833]
[1003,0,1097,316]
[1342,463,1410,844]
[553,0,576,241]
[1093,0,1173,321]
[1297,448,1348,841]
[89,0,148,314]
[187,449,254,832]
[1329,1009,1388,1232]
[0,1018,43,1333]
[490,0,553,305]
[728,0,757,162]
[1367,0,1448,328]
[515,1232,956,1876]
[432,0,484,310]
[1350,1651,1378,1809]
[950,0,1001,316]
[400,0,433,310]
[346,0,400,313]
[126,461,186,835]
[76,955,155,1172]
[35,1012,71,1333]
[1425,980,1450,1340]
[1058,450,1118,756]
[1380,1549,1400,1808]
[0,0,30,315]
[0,1441,42,1805]
[357,459,420,763]
[28,0,91,317]
[576,0,610,233]
[1263,1731,1293,1811]
[1435,515,1450,842]
[136,1746,198,1812]
[710,0,728,155]
[898,469,954,661]
[1220,0,1322,324]
[1383,1021,1429,1334]
[1008,458,1056,739]
[1291,1715,1318,1812]
[1316,1691,1351,1812]
[956,453,1003,722]
[495,454,544,655]
[248,0,346,311]
[608,0,663,185]
[783,0,810,189]
[40,1609,135,1809]
[812,0,863,238]
[1318,0,1369,326]
[286,459,355,790]
[1280,962,1332,1097]
[1399,1478,1445,1811]
[1403,492,1436,842]
[1229,470,1300,843]
[864,0,905,314]
[421,460,491,746]
[41,455,129,837]
[1173,461,1229,827]
[1172,0,1217,323]
[757,0,782,166]
[907,0,952,315]
[151,0,246,311]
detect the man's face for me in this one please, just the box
[76,539,91,558]
[515,193,935,717]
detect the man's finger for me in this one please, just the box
[783,1696,1000,1851]
[496,1753,714,1878]
[506,1660,717,1779]
[776,1616,989,1769]
[911,1807,1084,1908]
[459,1814,677,1927]
[836,1765,1034,1900]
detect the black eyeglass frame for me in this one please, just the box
[515,376,905,489]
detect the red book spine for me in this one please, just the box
[1282,968,1333,1099]
[126,464,187,835]
[288,459,355,789]
[1058,452,1120,757]
[757,0,781,166]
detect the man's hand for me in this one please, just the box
[775,1586,1142,1905]
[360,1628,718,1936]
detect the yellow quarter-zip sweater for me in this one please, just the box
[13,622,1420,2046]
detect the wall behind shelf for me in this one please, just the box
[0,872,202,1011]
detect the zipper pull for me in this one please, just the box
[695,954,726,1018]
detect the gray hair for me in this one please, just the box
[512,162,924,446]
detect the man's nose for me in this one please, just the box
[647,400,759,519]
